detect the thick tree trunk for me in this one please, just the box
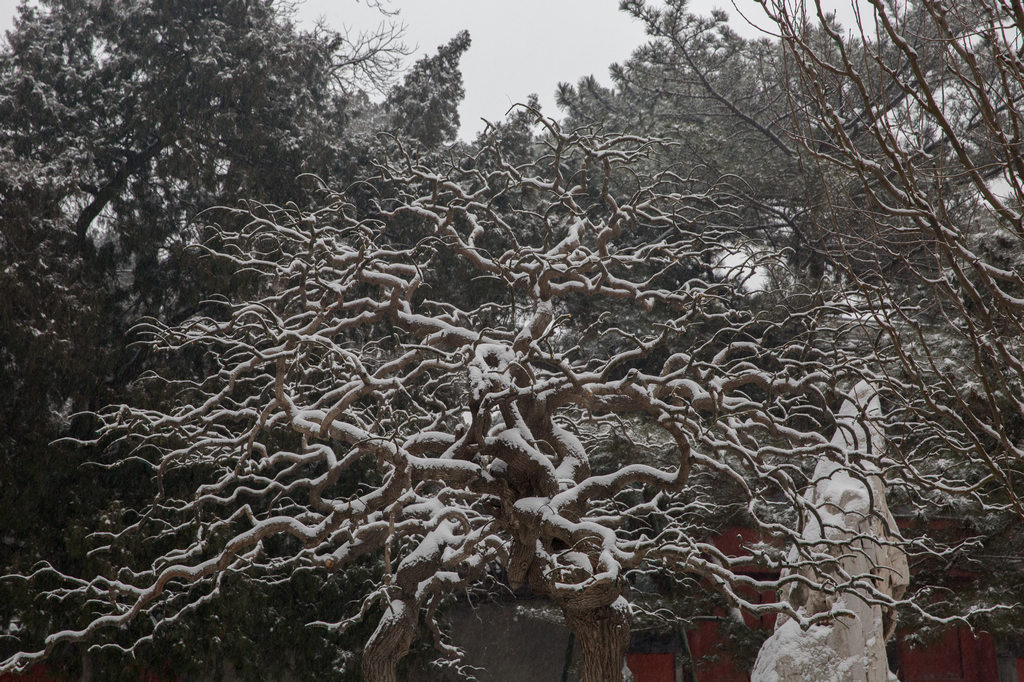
[361,597,418,682]
[563,596,632,682]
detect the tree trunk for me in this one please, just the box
[361,597,418,682]
[563,596,632,682]
[74,135,166,246]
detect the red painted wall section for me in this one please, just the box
[683,583,778,682]
[627,652,675,682]
[0,665,64,682]
[687,619,750,682]
[899,627,999,682]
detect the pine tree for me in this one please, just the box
[0,1,403,677]
[385,31,471,148]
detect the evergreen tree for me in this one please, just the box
[385,31,471,149]
[0,0,404,677]
[557,1,837,285]
[557,0,1024,671]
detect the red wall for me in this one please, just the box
[899,628,999,682]
[627,652,676,682]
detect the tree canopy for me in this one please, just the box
[4,114,922,682]
[3,0,1024,680]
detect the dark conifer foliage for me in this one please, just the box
[385,30,470,148]
[3,0,1024,679]
[0,0,407,677]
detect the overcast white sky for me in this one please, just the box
[0,0,777,139]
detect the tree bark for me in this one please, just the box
[74,135,165,246]
[563,596,632,682]
[361,597,418,682]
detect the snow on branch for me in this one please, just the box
[0,115,935,681]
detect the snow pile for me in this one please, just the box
[751,382,908,682]
[751,609,896,682]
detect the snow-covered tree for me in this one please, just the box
[761,0,1024,526]
[5,0,1021,677]
[561,0,824,284]
[385,31,471,148]
[553,0,1024,674]
[744,0,1024,671]
[0,0,406,677]
[0,115,938,680]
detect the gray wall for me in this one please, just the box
[411,602,574,682]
